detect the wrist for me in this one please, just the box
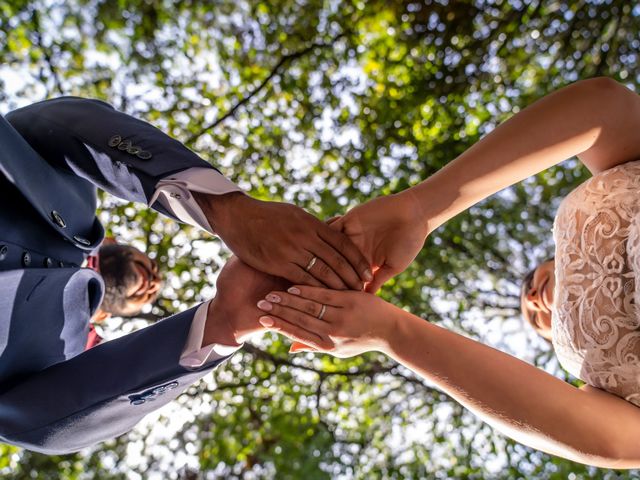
[376,304,411,356]
[193,190,248,236]
[395,189,432,238]
[400,173,460,237]
[203,297,243,347]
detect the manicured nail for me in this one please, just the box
[257,300,272,311]
[266,293,281,303]
[363,269,373,282]
[288,287,301,295]
[289,345,307,353]
[259,316,274,327]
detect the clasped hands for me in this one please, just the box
[196,190,429,357]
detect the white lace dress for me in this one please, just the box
[553,160,640,407]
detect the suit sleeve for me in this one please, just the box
[0,304,231,455]
[5,96,220,207]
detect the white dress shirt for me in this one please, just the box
[150,167,244,369]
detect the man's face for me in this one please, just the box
[99,244,162,317]
[520,259,555,340]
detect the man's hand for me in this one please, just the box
[203,257,288,346]
[194,192,372,291]
[329,192,428,293]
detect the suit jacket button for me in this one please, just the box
[58,261,65,267]
[0,245,7,261]
[127,145,141,155]
[131,398,146,405]
[108,135,122,147]
[136,150,152,160]
[73,235,91,246]
[22,252,31,267]
[117,140,132,151]
[43,257,53,268]
[51,211,66,228]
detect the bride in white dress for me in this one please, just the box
[254,77,640,468]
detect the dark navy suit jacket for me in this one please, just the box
[0,97,227,454]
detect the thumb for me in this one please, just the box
[326,215,344,229]
[365,265,396,293]
[289,341,317,353]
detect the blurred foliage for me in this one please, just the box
[1,0,639,478]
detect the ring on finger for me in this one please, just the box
[305,256,318,271]
[317,304,327,320]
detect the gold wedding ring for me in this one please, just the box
[305,256,318,271]
[318,304,327,320]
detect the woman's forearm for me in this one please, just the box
[402,77,640,235]
[257,285,640,466]
[383,311,640,468]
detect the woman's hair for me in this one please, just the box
[520,256,555,342]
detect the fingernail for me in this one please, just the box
[289,345,308,353]
[266,293,281,303]
[259,316,274,327]
[363,269,373,282]
[257,300,273,311]
[288,287,301,295]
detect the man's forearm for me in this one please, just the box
[192,190,247,237]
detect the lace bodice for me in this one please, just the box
[553,160,640,407]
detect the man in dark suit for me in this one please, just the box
[0,97,371,454]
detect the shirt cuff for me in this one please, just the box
[150,167,241,234]
[179,301,243,370]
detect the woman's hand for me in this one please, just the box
[329,192,429,293]
[254,285,401,358]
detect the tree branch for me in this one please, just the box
[185,34,345,145]
[593,8,622,77]
[31,9,64,96]
[242,343,390,378]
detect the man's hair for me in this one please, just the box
[520,256,555,342]
[98,244,140,316]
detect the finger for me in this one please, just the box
[308,238,362,291]
[365,265,396,293]
[289,341,317,353]
[259,302,335,334]
[284,285,346,308]
[258,316,332,350]
[325,216,342,226]
[264,291,327,319]
[317,225,373,286]
[286,264,325,288]
[304,249,350,290]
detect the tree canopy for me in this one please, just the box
[1,0,639,478]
